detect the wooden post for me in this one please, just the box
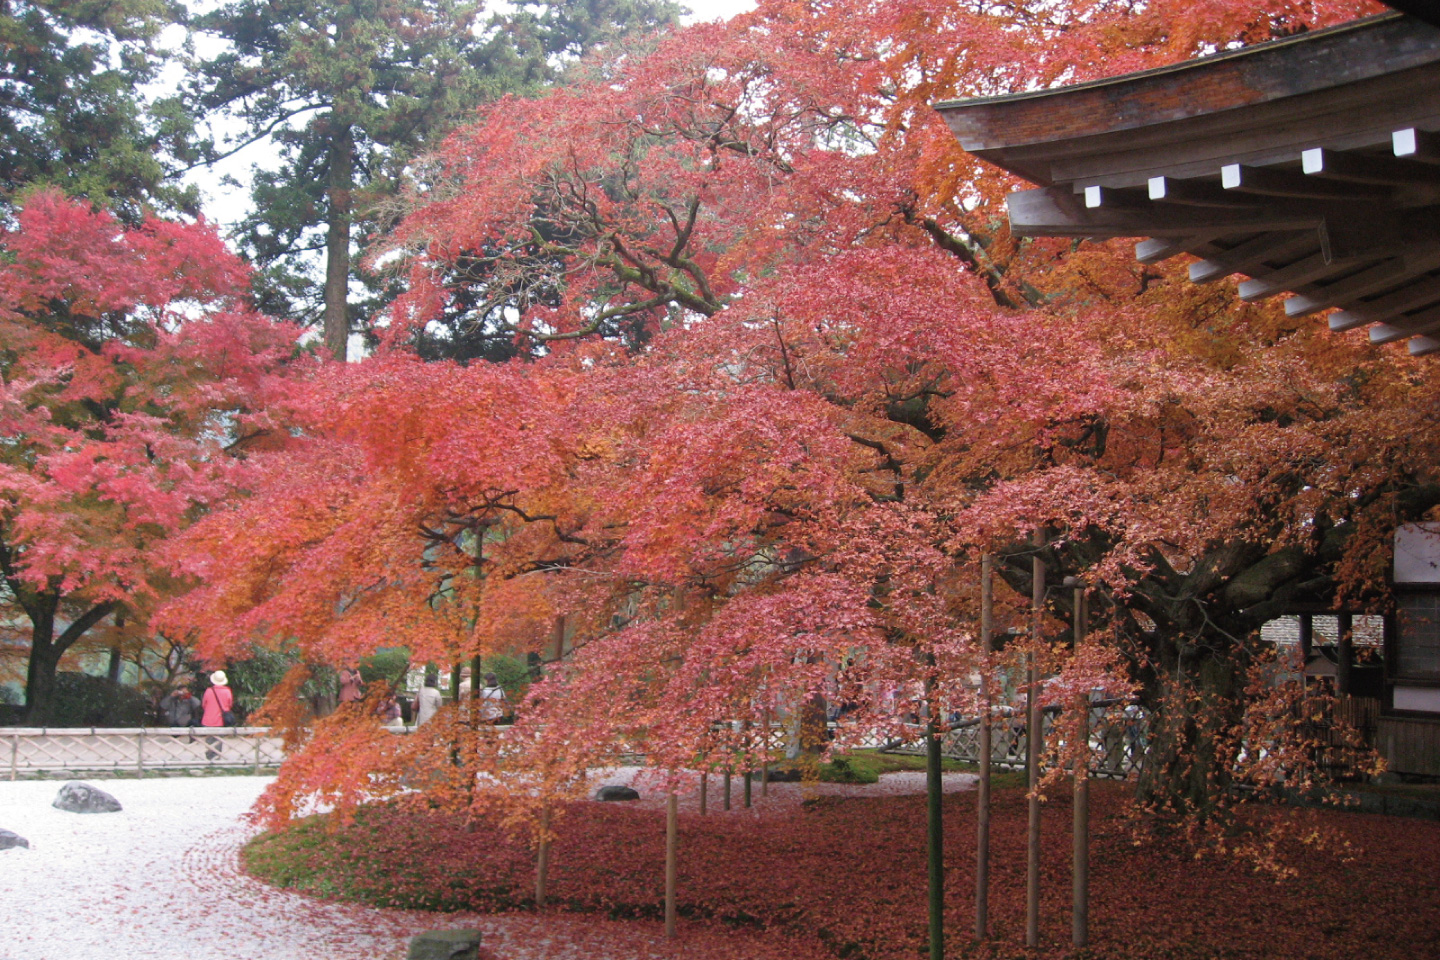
[552,615,566,662]
[664,790,678,938]
[536,804,552,906]
[1072,584,1089,949]
[471,654,483,701]
[137,729,145,778]
[450,663,462,702]
[926,686,945,960]
[1337,611,1354,696]
[10,732,18,781]
[723,766,732,810]
[699,772,708,815]
[744,764,752,808]
[1026,538,1044,949]
[976,553,993,940]
[254,736,263,775]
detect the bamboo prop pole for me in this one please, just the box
[743,719,753,809]
[926,679,945,960]
[700,771,708,815]
[664,790,679,938]
[761,705,771,796]
[976,553,993,940]
[536,804,552,906]
[1026,538,1044,949]
[1072,584,1089,949]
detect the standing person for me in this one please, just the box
[201,670,234,761]
[414,674,443,726]
[338,663,365,704]
[479,672,509,725]
[159,685,200,726]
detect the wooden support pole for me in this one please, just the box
[552,615,565,663]
[665,790,678,938]
[1337,611,1354,697]
[471,654,483,701]
[699,772,708,815]
[744,764,752,808]
[1027,538,1044,949]
[976,553,993,940]
[1072,585,1089,949]
[723,767,732,811]
[137,729,145,779]
[927,689,945,960]
[536,804,552,906]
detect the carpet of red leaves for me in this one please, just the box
[243,784,1440,960]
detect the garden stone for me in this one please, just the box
[408,929,482,960]
[53,781,123,814]
[596,785,640,801]
[0,829,29,850]
[758,767,802,783]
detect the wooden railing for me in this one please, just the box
[882,703,1149,780]
[2,726,288,779]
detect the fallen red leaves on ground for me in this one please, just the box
[244,785,1440,960]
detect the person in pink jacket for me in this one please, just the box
[201,670,234,760]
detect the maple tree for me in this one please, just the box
[0,190,300,724]
[165,0,1424,838]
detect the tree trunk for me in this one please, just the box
[1134,651,1247,819]
[323,123,354,362]
[22,599,116,725]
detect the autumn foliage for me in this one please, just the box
[160,0,1433,836]
[0,190,300,720]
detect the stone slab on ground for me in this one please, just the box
[0,828,28,850]
[408,929,483,960]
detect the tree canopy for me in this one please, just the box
[189,0,683,359]
[0,0,200,217]
[0,190,301,722]
[157,0,1432,830]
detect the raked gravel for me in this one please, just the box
[0,769,975,960]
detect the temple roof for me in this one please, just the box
[935,13,1440,354]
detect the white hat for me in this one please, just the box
[210,670,228,686]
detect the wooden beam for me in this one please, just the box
[1148,176,1261,207]
[1408,334,1440,355]
[1286,246,1440,316]
[1081,185,1149,209]
[1135,238,1183,263]
[1368,301,1440,342]
[1302,147,1440,186]
[1135,236,1223,263]
[1007,186,1324,239]
[1393,127,1440,162]
[1222,163,1391,201]
[1238,250,1362,301]
[1189,232,1315,284]
[1327,273,1440,330]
